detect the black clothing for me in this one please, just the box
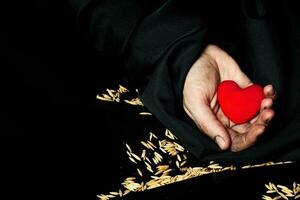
[2,1,300,199]
[69,0,300,164]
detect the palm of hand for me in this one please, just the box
[183,45,276,151]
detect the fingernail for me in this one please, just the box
[215,136,226,150]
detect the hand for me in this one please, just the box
[183,45,276,152]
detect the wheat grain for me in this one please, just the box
[278,185,293,195]
[278,191,288,200]
[262,195,273,200]
[152,157,158,165]
[154,152,162,159]
[147,141,156,149]
[96,95,113,101]
[109,192,119,196]
[174,142,185,152]
[208,164,223,169]
[177,154,182,162]
[141,150,146,159]
[150,132,157,139]
[180,160,187,167]
[123,190,130,196]
[139,112,152,115]
[159,147,167,154]
[131,152,142,161]
[118,85,129,93]
[137,168,143,177]
[106,89,115,98]
[129,157,137,164]
[126,151,131,157]
[125,143,132,152]
[165,129,175,140]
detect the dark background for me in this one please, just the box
[1,1,299,200]
[1,0,124,136]
[1,1,123,199]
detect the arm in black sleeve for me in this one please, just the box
[124,1,211,159]
[66,0,213,159]
[65,0,300,164]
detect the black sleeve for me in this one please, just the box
[66,0,211,159]
[64,0,300,164]
[125,1,210,159]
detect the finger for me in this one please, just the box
[216,108,230,127]
[230,124,265,152]
[231,122,251,133]
[254,108,275,126]
[246,124,266,145]
[219,59,252,88]
[250,115,259,124]
[190,102,231,150]
[231,109,274,152]
[264,85,277,99]
[209,45,252,88]
[249,98,273,124]
[183,105,195,121]
[261,98,273,110]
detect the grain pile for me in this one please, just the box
[97,85,294,200]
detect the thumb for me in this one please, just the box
[212,46,252,88]
[186,102,231,150]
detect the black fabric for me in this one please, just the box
[70,0,300,164]
[141,1,300,163]
[2,1,300,199]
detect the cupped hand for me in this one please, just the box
[183,44,276,152]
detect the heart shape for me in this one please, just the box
[217,80,264,124]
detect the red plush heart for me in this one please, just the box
[217,80,264,124]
